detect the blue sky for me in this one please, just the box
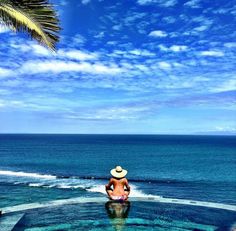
[0,0,236,134]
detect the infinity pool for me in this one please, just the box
[5,201,236,231]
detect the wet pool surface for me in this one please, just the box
[10,202,236,231]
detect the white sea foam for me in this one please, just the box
[28,183,45,187]
[56,184,84,189]
[0,170,56,179]
[27,181,161,200]
[87,183,162,199]
[0,170,161,199]
[28,179,91,190]
[129,184,162,198]
[87,184,106,194]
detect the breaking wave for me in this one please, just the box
[0,170,56,179]
[0,169,160,198]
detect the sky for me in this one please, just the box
[0,0,236,134]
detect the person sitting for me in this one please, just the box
[105,166,130,201]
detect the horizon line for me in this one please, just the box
[0,133,235,136]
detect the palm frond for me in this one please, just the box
[0,0,60,50]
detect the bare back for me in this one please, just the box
[106,177,130,197]
[112,178,128,195]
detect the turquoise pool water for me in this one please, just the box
[5,201,236,230]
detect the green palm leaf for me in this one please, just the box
[0,0,60,50]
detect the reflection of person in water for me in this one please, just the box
[105,201,131,231]
[105,201,130,218]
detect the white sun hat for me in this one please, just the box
[110,166,128,178]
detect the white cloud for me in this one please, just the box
[129,49,155,56]
[20,60,124,75]
[215,126,236,132]
[72,34,87,45]
[158,62,171,70]
[106,41,118,46]
[200,51,224,57]
[137,0,177,7]
[81,0,90,4]
[0,89,10,95]
[109,49,155,58]
[112,24,122,31]
[210,79,236,93]
[181,17,212,36]
[1,79,21,87]
[194,25,209,32]
[173,62,185,67]
[211,6,236,16]
[184,0,201,8]
[0,25,9,33]
[60,0,68,6]
[94,32,104,38]
[169,45,188,52]
[98,107,144,119]
[135,64,149,72]
[162,16,176,24]
[57,49,98,60]
[158,45,188,52]
[212,8,229,15]
[124,12,147,24]
[10,42,32,52]
[192,16,211,23]
[0,67,13,78]
[9,40,98,60]
[10,41,51,56]
[31,44,51,56]
[67,106,148,120]
[149,30,167,37]
[110,50,126,56]
[224,42,236,48]
[161,0,177,7]
[0,99,58,111]
[137,0,151,4]
[158,45,168,51]
[0,99,5,108]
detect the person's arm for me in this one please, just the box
[124,178,130,191]
[105,178,113,191]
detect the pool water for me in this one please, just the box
[12,202,236,231]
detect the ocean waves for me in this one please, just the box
[0,169,159,198]
[0,170,56,179]
[1,169,233,186]
[0,169,100,192]
[1,168,236,205]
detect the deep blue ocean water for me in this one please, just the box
[0,134,236,230]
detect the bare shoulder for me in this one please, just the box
[122,178,128,183]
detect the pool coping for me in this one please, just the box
[1,196,236,215]
[0,213,25,231]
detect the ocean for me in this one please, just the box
[0,134,236,230]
